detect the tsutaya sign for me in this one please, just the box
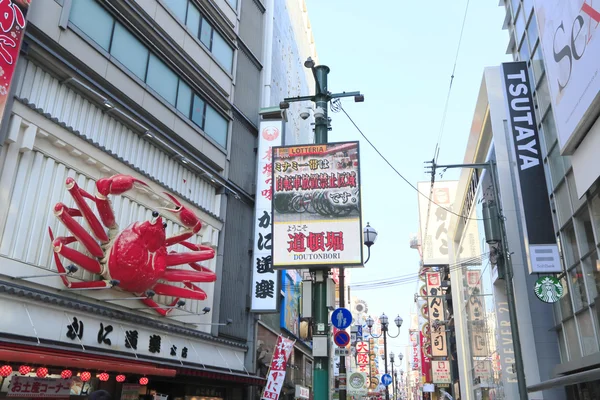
[500,62,561,274]
[251,119,283,312]
[533,0,600,154]
[271,141,363,269]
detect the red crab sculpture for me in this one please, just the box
[48,174,216,315]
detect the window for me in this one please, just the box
[531,43,545,86]
[163,0,233,73]
[556,183,572,228]
[536,76,551,117]
[227,0,238,9]
[591,193,600,244]
[146,54,178,105]
[548,146,566,189]
[564,318,582,360]
[577,311,598,355]
[582,251,599,301]
[562,223,580,266]
[204,106,228,147]
[110,23,149,80]
[569,264,588,311]
[541,109,558,152]
[69,0,114,50]
[568,172,586,212]
[557,327,568,363]
[560,276,573,319]
[527,13,538,52]
[70,0,229,148]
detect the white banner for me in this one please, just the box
[417,181,458,266]
[431,360,451,384]
[7,376,72,398]
[261,336,295,400]
[272,142,362,269]
[426,272,447,357]
[251,120,283,312]
[534,0,600,154]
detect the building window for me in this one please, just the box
[557,327,568,363]
[527,13,538,52]
[164,0,234,73]
[69,0,229,148]
[591,193,600,244]
[227,0,238,9]
[549,146,566,190]
[577,310,599,356]
[560,276,574,320]
[69,0,113,50]
[556,182,572,228]
[531,42,545,86]
[582,251,599,301]
[562,223,580,266]
[110,23,149,80]
[569,263,588,311]
[564,317,582,360]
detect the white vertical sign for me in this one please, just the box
[251,120,283,312]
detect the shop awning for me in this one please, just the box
[0,342,176,377]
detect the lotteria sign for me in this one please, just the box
[533,0,600,154]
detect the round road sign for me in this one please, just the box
[333,330,351,347]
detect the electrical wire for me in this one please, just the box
[331,98,485,221]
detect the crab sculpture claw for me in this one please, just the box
[162,193,203,246]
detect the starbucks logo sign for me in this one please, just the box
[534,276,563,303]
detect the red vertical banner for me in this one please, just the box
[261,335,295,400]
[420,331,431,383]
[0,0,30,123]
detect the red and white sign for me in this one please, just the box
[410,330,420,371]
[426,271,447,357]
[261,335,295,400]
[432,360,451,384]
[356,340,369,373]
[0,0,30,124]
[7,376,73,398]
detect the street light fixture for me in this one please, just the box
[363,222,378,264]
[366,313,403,400]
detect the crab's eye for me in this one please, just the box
[163,223,167,229]
[152,211,159,218]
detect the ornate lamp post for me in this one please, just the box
[363,222,378,263]
[366,314,403,400]
[390,352,403,400]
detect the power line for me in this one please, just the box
[332,99,485,221]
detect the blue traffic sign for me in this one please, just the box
[381,373,393,386]
[334,330,351,347]
[356,324,363,339]
[331,307,352,329]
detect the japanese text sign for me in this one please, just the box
[271,141,363,269]
[0,0,30,124]
[426,271,448,357]
[466,270,487,357]
[410,330,420,371]
[261,335,295,400]
[417,181,458,266]
[8,376,72,398]
[251,120,283,312]
[432,360,451,384]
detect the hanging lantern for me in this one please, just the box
[80,371,91,382]
[139,377,148,385]
[36,367,48,378]
[0,365,12,377]
[116,374,126,383]
[61,370,73,379]
[18,365,31,375]
[98,372,109,382]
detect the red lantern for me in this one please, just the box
[61,370,73,379]
[36,367,48,378]
[18,365,31,375]
[80,371,91,382]
[98,372,109,382]
[139,377,148,385]
[0,365,12,377]
[116,374,126,383]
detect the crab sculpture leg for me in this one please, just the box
[49,175,148,289]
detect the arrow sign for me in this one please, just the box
[331,307,352,329]
[381,373,393,386]
[334,330,351,347]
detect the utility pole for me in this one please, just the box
[427,160,528,400]
[280,58,363,400]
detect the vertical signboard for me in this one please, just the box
[426,272,448,357]
[261,335,295,400]
[533,0,600,154]
[0,0,30,126]
[410,330,420,371]
[417,181,458,266]
[466,270,487,357]
[281,270,301,336]
[251,120,283,312]
[431,361,451,384]
[501,62,561,274]
[271,141,362,269]
[417,272,432,383]
[356,340,369,374]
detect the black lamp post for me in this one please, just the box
[363,222,378,264]
[389,352,403,400]
[366,313,403,400]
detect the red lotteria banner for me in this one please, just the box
[0,0,30,123]
[420,331,431,383]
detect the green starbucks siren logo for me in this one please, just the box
[534,276,563,303]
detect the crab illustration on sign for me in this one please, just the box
[48,174,217,315]
[534,276,563,303]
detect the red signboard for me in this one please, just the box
[0,0,30,123]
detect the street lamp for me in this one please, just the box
[389,352,403,400]
[363,222,378,264]
[366,313,403,400]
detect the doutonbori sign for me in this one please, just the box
[271,141,363,269]
[501,62,561,274]
[533,0,600,154]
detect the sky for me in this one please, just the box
[303,0,511,359]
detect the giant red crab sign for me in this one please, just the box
[48,174,217,315]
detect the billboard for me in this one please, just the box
[271,141,362,269]
[251,120,283,312]
[432,360,451,384]
[426,272,448,357]
[466,270,487,357]
[417,181,457,266]
[501,62,561,274]
[0,0,30,125]
[281,270,301,337]
[533,0,600,154]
